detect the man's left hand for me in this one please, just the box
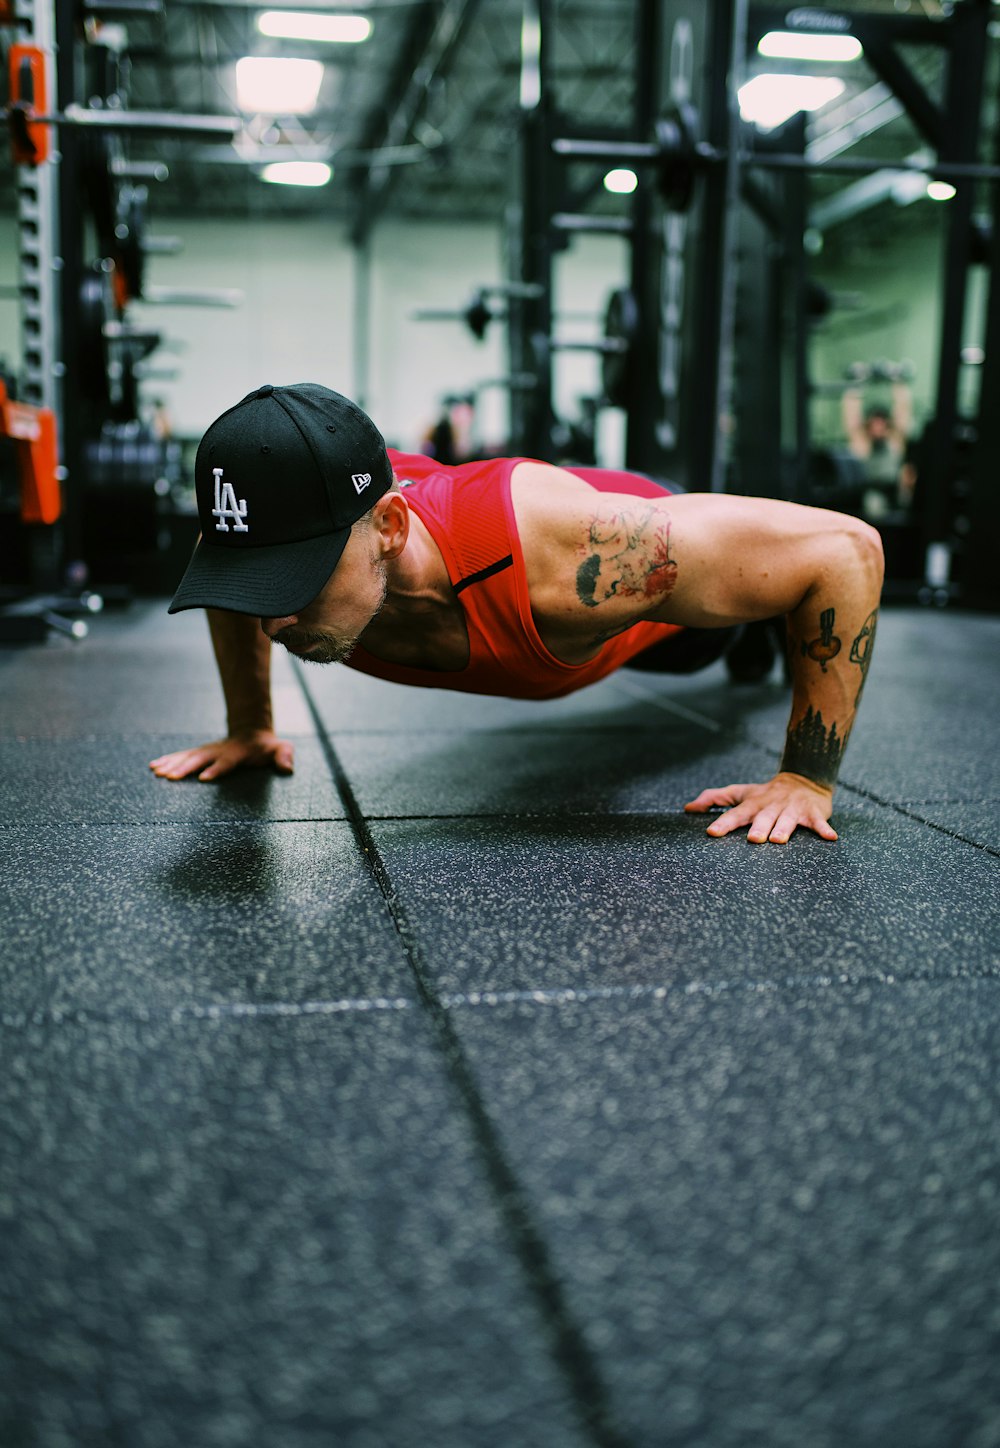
[684,772,838,844]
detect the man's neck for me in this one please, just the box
[358,507,468,669]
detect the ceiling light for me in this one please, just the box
[758,30,863,62]
[260,160,332,187]
[738,74,845,131]
[257,12,372,44]
[927,180,957,201]
[235,56,324,115]
[604,168,638,195]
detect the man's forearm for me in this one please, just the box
[206,608,273,734]
[781,532,884,790]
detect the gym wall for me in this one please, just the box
[0,212,627,459]
[1,200,970,474]
[809,212,988,445]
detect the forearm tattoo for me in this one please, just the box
[781,706,845,788]
[801,607,842,671]
[849,608,879,707]
[797,605,879,708]
[784,605,878,784]
[576,506,678,610]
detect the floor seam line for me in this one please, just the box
[291,660,631,1448]
[4,968,998,1033]
[438,969,1000,1008]
[821,785,1000,857]
[614,673,733,732]
[616,674,998,854]
[0,997,417,1030]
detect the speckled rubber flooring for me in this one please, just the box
[2,602,999,1448]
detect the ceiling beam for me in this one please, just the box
[348,0,483,242]
[168,0,428,8]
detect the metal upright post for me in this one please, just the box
[781,112,810,503]
[622,0,660,478]
[624,0,746,490]
[54,0,85,580]
[702,0,747,494]
[506,0,555,458]
[921,0,990,596]
[964,80,1000,608]
[14,0,63,586]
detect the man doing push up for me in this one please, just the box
[153,383,884,844]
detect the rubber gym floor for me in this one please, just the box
[1,598,999,1448]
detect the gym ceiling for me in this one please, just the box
[4,0,997,234]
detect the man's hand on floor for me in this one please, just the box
[149,730,295,782]
[684,772,838,844]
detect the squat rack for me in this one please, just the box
[508,0,1000,606]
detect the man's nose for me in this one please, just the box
[260,614,298,638]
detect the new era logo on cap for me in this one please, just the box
[352,472,372,494]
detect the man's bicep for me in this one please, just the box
[515,468,859,638]
[648,493,849,628]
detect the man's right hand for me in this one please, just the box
[149,730,295,782]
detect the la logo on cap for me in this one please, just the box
[212,467,249,532]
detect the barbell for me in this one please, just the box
[553,104,1000,213]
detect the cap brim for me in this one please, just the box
[168,530,350,617]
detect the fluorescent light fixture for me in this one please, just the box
[235,56,324,115]
[604,168,638,194]
[758,30,862,62]
[257,11,372,44]
[738,74,845,130]
[927,180,957,201]
[261,160,332,187]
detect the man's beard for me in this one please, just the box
[277,629,358,665]
[275,563,388,665]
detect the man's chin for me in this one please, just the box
[281,638,355,665]
[299,650,350,666]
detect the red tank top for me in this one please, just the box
[344,451,684,701]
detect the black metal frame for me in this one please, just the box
[505,0,557,460]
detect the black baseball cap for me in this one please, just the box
[168,383,393,617]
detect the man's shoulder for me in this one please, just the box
[389,449,524,492]
[509,460,596,512]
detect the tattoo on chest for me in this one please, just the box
[781,706,845,788]
[576,507,678,610]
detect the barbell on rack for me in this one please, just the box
[552,105,1000,213]
[412,284,545,340]
[29,104,240,138]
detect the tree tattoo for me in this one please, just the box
[849,608,879,707]
[576,507,678,610]
[781,706,845,788]
[801,607,842,672]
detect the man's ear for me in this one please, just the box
[374,492,409,560]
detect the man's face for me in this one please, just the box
[260,523,388,664]
[867,413,889,441]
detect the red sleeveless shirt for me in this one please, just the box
[343,451,685,701]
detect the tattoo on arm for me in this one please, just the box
[781,606,876,787]
[576,507,678,611]
[849,608,878,707]
[801,607,842,672]
[781,706,845,789]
